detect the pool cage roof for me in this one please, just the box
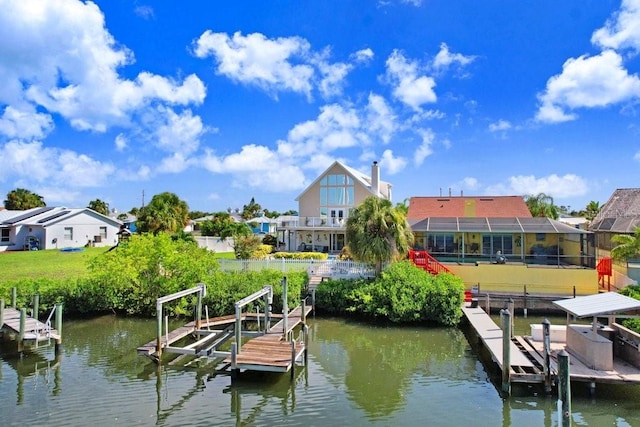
[409,217,591,234]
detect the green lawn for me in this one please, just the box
[0,247,108,283]
[0,247,237,283]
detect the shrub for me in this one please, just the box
[272,252,328,260]
[314,260,464,326]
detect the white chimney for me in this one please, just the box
[371,161,380,196]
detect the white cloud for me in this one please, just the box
[0,0,206,135]
[592,0,640,52]
[352,48,374,64]
[0,140,115,188]
[148,107,209,156]
[461,177,479,190]
[0,106,53,140]
[312,49,353,98]
[488,119,512,132]
[365,93,398,144]
[380,149,407,175]
[414,128,434,166]
[536,50,640,123]
[134,5,154,20]
[432,42,475,74]
[114,133,127,151]
[384,50,437,111]
[485,174,588,198]
[193,30,315,98]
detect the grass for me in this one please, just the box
[0,247,238,283]
[0,247,108,283]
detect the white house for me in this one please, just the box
[277,160,392,253]
[0,207,122,252]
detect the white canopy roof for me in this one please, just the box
[553,292,640,318]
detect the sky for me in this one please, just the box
[1,0,640,215]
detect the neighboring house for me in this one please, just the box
[0,207,122,252]
[558,215,589,230]
[590,188,640,285]
[246,215,279,235]
[407,195,598,295]
[408,195,594,266]
[277,160,391,253]
[109,211,137,232]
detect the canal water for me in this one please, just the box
[2,314,640,426]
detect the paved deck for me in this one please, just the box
[1,307,60,342]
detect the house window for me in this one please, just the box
[427,234,455,253]
[482,234,513,255]
[1,228,9,243]
[99,226,107,239]
[320,174,355,218]
[64,227,73,240]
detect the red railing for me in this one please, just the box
[408,249,451,275]
[597,257,612,291]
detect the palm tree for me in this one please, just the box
[345,196,414,276]
[611,227,640,264]
[585,200,600,221]
[136,192,189,234]
[4,188,46,210]
[88,198,110,216]
[524,193,559,219]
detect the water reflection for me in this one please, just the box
[1,314,640,426]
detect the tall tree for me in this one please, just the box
[523,193,559,219]
[345,196,414,276]
[241,197,262,220]
[136,192,190,234]
[88,198,110,216]
[585,200,601,221]
[4,188,46,210]
[611,227,640,264]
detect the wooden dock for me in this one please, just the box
[223,305,312,373]
[462,305,640,389]
[1,306,60,343]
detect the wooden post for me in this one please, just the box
[11,287,17,308]
[55,303,63,354]
[156,303,163,359]
[235,304,242,353]
[265,291,272,333]
[523,285,528,318]
[485,293,490,314]
[301,299,306,324]
[231,342,239,380]
[33,293,39,320]
[18,308,26,353]
[195,283,203,331]
[542,318,552,394]
[282,277,288,340]
[312,289,316,316]
[303,323,309,364]
[0,299,4,328]
[290,340,296,380]
[508,298,515,338]
[558,350,571,426]
[500,308,511,396]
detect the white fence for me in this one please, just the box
[195,236,235,252]
[216,258,375,279]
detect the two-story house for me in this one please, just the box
[277,161,392,253]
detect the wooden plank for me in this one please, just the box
[462,306,533,368]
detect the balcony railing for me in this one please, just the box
[284,217,346,227]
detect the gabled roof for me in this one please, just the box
[407,196,532,220]
[1,207,121,227]
[591,188,640,233]
[295,160,392,201]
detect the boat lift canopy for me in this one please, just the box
[553,292,640,319]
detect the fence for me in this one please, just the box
[216,258,375,278]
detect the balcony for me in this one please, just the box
[281,216,346,228]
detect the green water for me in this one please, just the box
[1,314,640,426]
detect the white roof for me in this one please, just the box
[553,292,640,318]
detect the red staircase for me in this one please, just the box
[597,257,613,291]
[408,249,451,275]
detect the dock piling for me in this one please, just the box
[33,294,39,320]
[558,350,571,426]
[55,303,63,354]
[542,318,552,394]
[500,308,511,396]
[303,323,309,364]
[485,293,490,314]
[282,277,288,340]
[523,285,528,318]
[508,298,515,338]
[18,308,26,353]
[290,340,296,380]
[11,287,17,308]
[0,299,4,328]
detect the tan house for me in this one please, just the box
[277,160,391,253]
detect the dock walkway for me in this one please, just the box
[1,307,60,343]
[223,305,313,372]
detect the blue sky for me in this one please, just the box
[1,0,639,214]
